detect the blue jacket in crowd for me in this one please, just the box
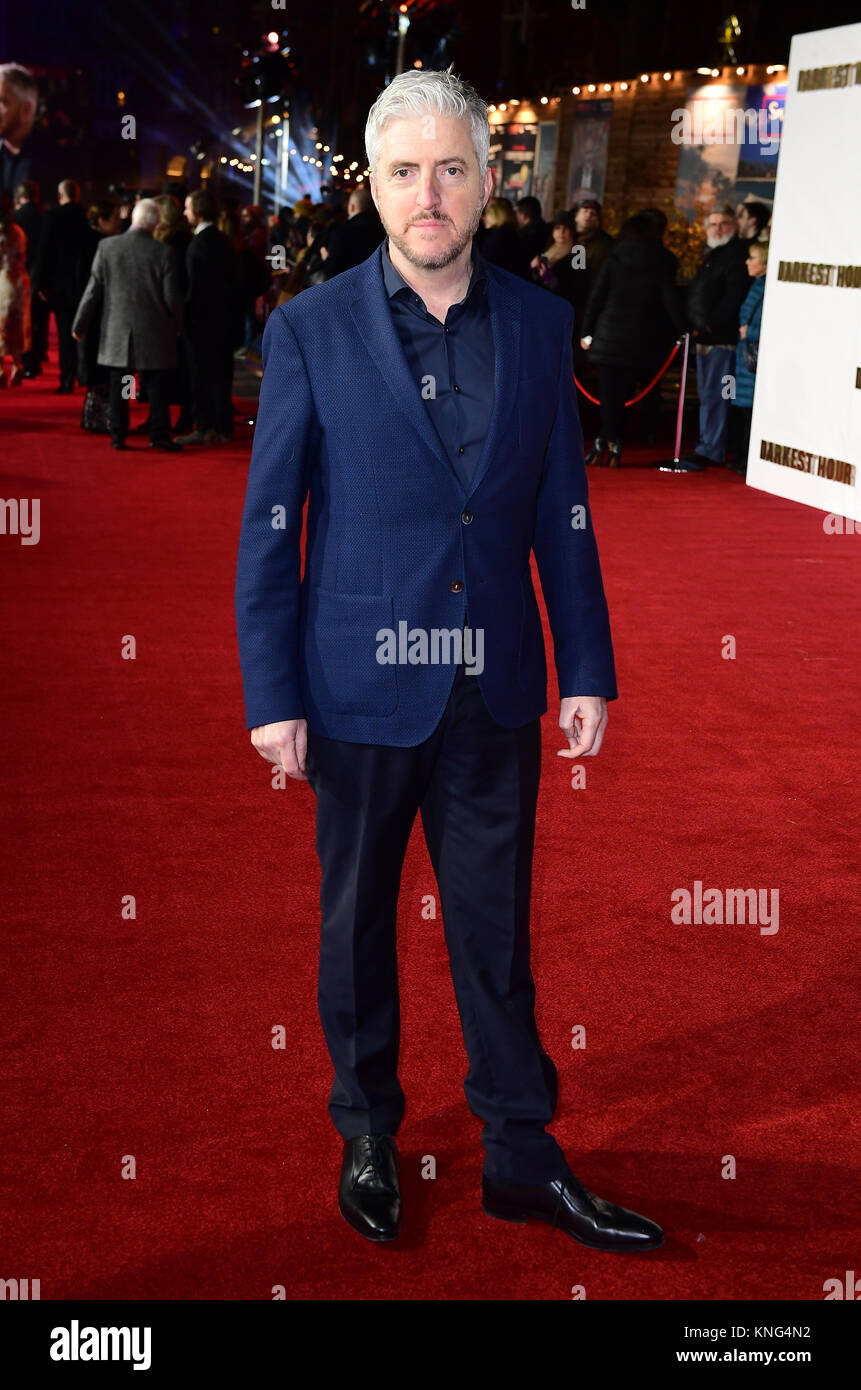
[733,276,765,409]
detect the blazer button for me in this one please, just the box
[450,580,463,592]
[461,510,473,524]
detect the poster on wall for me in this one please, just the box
[746,22,861,521]
[735,82,787,205]
[499,123,537,202]
[566,99,612,208]
[674,84,745,219]
[674,82,786,220]
[533,121,558,219]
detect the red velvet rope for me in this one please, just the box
[574,341,681,407]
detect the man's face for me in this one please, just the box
[369,112,493,271]
[515,208,529,229]
[575,205,599,234]
[183,196,196,227]
[706,212,735,245]
[0,79,34,145]
[737,206,754,238]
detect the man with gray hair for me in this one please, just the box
[236,67,662,1254]
[679,203,749,470]
[0,64,38,197]
[73,198,183,450]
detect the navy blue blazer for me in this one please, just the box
[235,243,617,744]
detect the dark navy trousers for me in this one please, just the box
[304,658,569,1184]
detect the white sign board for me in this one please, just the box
[747,22,861,521]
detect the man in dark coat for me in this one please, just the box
[235,67,663,1256]
[72,198,183,451]
[177,188,239,444]
[0,64,62,203]
[514,195,549,264]
[320,187,384,279]
[32,179,92,392]
[682,204,749,469]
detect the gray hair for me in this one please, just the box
[365,66,489,178]
[131,198,161,232]
[0,63,38,110]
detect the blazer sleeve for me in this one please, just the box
[71,240,104,339]
[234,309,318,729]
[531,306,618,700]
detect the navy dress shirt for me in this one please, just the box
[381,237,494,495]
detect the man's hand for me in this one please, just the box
[72,331,83,341]
[251,718,308,781]
[556,695,608,759]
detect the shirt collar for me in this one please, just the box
[381,236,486,302]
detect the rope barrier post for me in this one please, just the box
[657,333,691,471]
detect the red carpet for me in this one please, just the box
[2,359,859,1301]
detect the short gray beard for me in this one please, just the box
[382,194,486,271]
[706,231,734,250]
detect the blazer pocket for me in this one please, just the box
[307,588,398,716]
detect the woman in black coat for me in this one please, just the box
[579,213,684,465]
[479,198,529,278]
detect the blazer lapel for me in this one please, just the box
[465,266,521,501]
[350,252,462,494]
[349,249,521,502]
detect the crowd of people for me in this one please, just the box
[482,191,770,471]
[484,192,771,471]
[0,169,406,448]
[0,66,770,468]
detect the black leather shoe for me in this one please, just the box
[339,1135,401,1242]
[606,440,623,468]
[110,440,128,450]
[584,436,607,467]
[149,440,184,451]
[482,1169,663,1253]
